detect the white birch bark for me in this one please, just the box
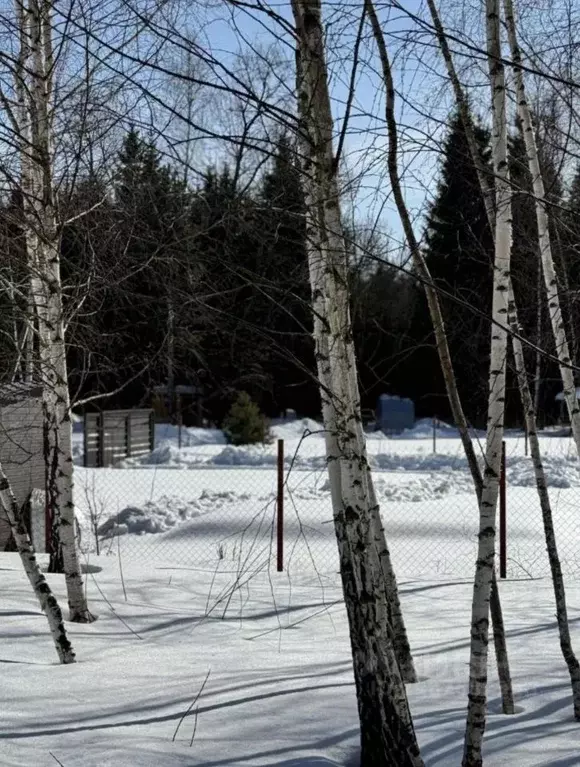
[0,467,75,663]
[507,297,580,718]
[17,0,94,622]
[428,0,580,722]
[292,1,423,762]
[425,0,521,713]
[367,0,516,715]
[463,4,512,764]
[294,5,415,680]
[503,0,580,451]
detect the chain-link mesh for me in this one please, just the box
[74,423,580,583]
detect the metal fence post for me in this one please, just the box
[98,412,105,468]
[83,412,88,467]
[277,438,284,572]
[177,394,183,449]
[433,414,437,454]
[499,440,507,579]
[125,413,132,458]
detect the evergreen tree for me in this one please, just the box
[62,130,198,411]
[420,110,493,425]
[509,121,566,422]
[259,135,315,415]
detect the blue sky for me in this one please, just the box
[188,0,454,253]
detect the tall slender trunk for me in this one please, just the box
[292,2,423,762]
[534,256,543,418]
[503,0,580,449]
[0,466,75,664]
[20,0,94,622]
[167,292,176,420]
[462,4,512,764]
[366,0,515,713]
[508,296,580,718]
[427,0,580,722]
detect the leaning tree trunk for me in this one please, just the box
[294,0,416,682]
[533,257,543,417]
[23,0,94,623]
[507,296,580,718]
[503,0,580,451]
[292,1,423,763]
[366,0,515,712]
[463,3,512,765]
[0,466,75,664]
[427,0,580,720]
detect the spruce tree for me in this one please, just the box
[259,135,315,416]
[420,110,493,425]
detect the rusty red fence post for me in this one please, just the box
[45,502,52,555]
[499,440,507,579]
[277,438,284,572]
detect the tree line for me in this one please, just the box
[3,115,579,428]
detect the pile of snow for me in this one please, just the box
[387,417,461,440]
[154,423,227,447]
[124,441,192,468]
[371,450,469,473]
[270,417,324,440]
[507,454,580,488]
[209,444,280,467]
[317,472,474,503]
[98,490,251,537]
[377,473,474,502]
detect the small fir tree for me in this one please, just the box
[223,392,270,445]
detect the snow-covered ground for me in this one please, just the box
[72,417,580,581]
[4,417,580,765]
[3,554,580,766]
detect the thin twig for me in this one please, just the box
[172,669,211,742]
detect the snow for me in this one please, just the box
[5,417,580,764]
[3,555,580,766]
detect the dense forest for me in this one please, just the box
[1,117,579,429]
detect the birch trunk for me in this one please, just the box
[503,0,580,450]
[294,0,415,680]
[292,1,423,762]
[427,0,580,721]
[462,4,512,764]
[367,0,516,712]
[19,0,94,622]
[0,467,75,664]
[507,297,580,718]
[534,257,543,418]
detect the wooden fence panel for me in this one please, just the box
[84,409,155,467]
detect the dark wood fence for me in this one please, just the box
[83,409,155,467]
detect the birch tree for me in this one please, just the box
[462,3,512,763]
[365,0,515,714]
[426,0,580,721]
[11,0,95,623]
[291,0,423,762]
[502,0,580,451]
[0,472,75,663]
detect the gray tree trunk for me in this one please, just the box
[368,0,516,715]
[17,0,94,623]
[292,1,423,762]
[503,0,580,450]
[463,4,512,764]
[0,468,75,664]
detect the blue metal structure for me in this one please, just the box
[376,394,415,433]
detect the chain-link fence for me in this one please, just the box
[73,421,580,583]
